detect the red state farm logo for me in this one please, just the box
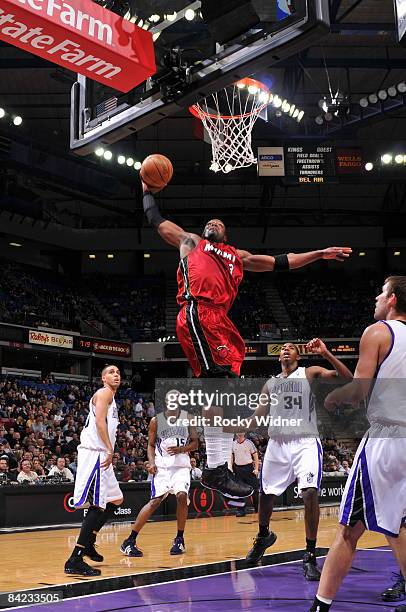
[192,488,214,514]
[63,493,77,513]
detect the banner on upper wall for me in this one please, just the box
[29,330,73,349]
[0,0,156,92]
[257,147,285,176]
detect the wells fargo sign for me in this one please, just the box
[0,0,156,91]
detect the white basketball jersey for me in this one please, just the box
[155,410,191,468]
[80,392,118,451]
[266,366,318,437]
[367,320,406,427]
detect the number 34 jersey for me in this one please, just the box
[265,367,319,438]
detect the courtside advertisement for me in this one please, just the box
[0,0,156,91]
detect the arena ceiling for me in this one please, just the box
[0,0,405,240]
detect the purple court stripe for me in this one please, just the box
[75,456,100,508]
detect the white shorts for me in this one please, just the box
[151,466,191,499]
[261,437,323,496]
[74,447,122,510]
[340,433,406,536]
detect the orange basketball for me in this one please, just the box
[140,154,173,190]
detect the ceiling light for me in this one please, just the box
[275,110,282,117]
[103,150,112,160]
[359,252,366,257]
[378,90,388,101]
[0,108,5,119]
[397,82,406,93]
[368,93,378,104]
[258,91,269,104]
[359,98,368,108]
[134,161,142,170]
[149,14,160,23]
[166,11,177,22]
[394,251,401,256]
[184,8,195,20]
[387,86,397,97]
[13,116,23,126]
[117,155,126,164]
[9,242,22,247]
[248,85,259,95]
[89,254,96,259]
[273,96,282,108]
[365,162,374,171]
[395,154,404,164]
[297,110,304,122]
[381,153,392,165]
[144,253,151,259]
[315,115,324,125]
[95,147,104,157]
[236,81,246,89]
[107,254,114,259]
[152,32,161,41]
[126,157,134,166]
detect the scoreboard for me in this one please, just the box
[284,144,336,184]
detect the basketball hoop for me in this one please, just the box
[189,78,271,174]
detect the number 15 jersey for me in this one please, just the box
[265,367,319,438]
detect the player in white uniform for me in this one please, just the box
[246,340,352,580]
[310,276,406,612]
[64,365,123,576]
[121,390,198,556]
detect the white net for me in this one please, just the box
[190,78,270,174]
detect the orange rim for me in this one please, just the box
[189,77,270,120]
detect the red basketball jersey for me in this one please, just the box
[177,239,243,312]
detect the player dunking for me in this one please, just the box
[309,276,406,611]
[142,180,352,499]
[64,365,123,576]
[245,340,352,580]
[120,390,198,557]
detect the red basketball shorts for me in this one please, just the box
[176,301,246,377]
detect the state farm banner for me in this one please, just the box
[0,0,156,92]
[29,329,73,349]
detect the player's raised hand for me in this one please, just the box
[322,247,352,261]
[306,338,327,355]
[141,179,161,194]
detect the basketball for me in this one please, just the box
[140,154,173,190]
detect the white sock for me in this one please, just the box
[316,595,332,605]
[204,426,224,468]
[221,432,234,467]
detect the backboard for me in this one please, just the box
[70,0,329,155]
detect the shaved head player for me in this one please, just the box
[142,179,352,499]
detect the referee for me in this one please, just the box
[231,433,259,517]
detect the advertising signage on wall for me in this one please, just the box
[29,330,73,349]
[74,337,131,357]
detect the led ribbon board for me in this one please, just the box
[0,0,156,92]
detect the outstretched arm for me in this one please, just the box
[142,181,200,255]
[238,247,352,272]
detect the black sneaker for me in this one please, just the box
[246,531,277,563]
[83,543,104,562]
[382,572,405,602]
[235,508,246,517]
[201,463,253,498]
[170,536,186,555]
[120,537,143,557]
[64,557,101,576]
[303,552,321,581]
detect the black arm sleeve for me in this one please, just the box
[143,192,165,228]
[273,254,290,271]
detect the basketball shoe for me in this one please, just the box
[170,536,186,555]
[64,557,101,576]
[201,462,253,498]
[381,572,405,602]
[120,537,144,557]
[245,531,277,563]
[303,552,321,581]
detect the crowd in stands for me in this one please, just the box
[230,274,276,338]
[85,274,167,342]
[0,376,356,489]
[0,260,109,336]
[277,272,379,338]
